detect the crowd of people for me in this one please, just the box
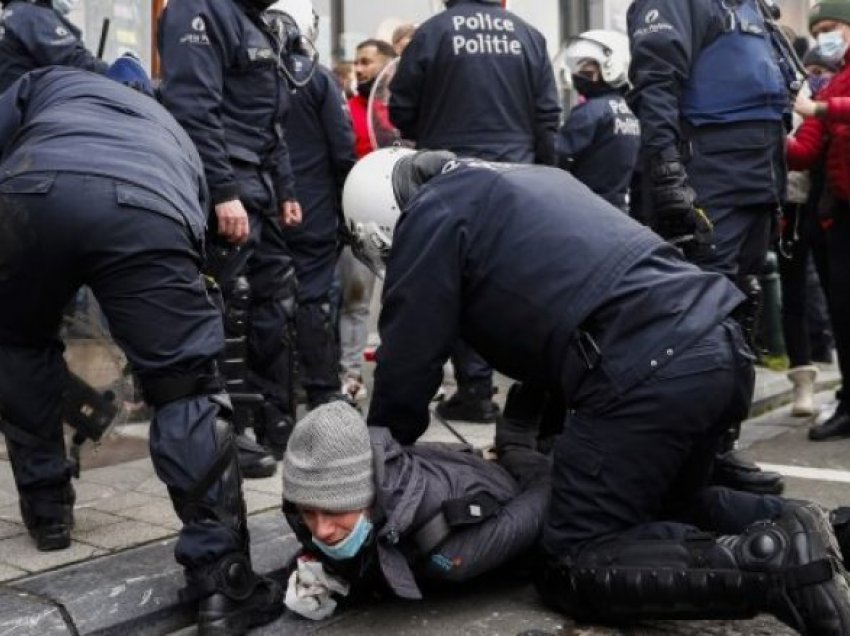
[2,0,850,634]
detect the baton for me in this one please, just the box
[96,17,110,59]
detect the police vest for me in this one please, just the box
[681,0,787,126]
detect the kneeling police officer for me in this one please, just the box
[344,148,850,633]
[0,67,281,634]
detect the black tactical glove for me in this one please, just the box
[649,150,714,260]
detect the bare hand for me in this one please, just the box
[794,90,818,119]
[281,199,303,227]
[214,199,250,244]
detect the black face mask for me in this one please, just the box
[572,73,611,98]
[357,77,376,99]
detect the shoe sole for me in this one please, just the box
[239,463,277,479]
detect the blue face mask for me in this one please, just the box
[817,31,848,63]
[312,513,373,561]
[808,74,831,96]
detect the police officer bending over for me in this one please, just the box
[344,148,850,634]
[627,0,791,495]
[159,0,303,477]
[280,401,549,618]
[0,0,107,94]
[557,30,640,212]
[0,67,282,634]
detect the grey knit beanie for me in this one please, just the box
[282,401,375,512]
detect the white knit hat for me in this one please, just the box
[282,401,375,512]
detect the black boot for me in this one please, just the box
[809,404,850,441]
[436,385,500,423]
[235,433,277,479]
[191,553,284,635]
[255,404,293,460]
[19,483,75,551]
[712,449,785,495]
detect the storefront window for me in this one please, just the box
[69,0,152,71]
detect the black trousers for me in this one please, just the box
[818,201,850,402]
[542,320,784,557]
[0,173,241,569]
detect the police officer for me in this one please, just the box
[159,0,302,473]
[280,400,549,618]
[0,66,282,634]
[389,0,561,424]
[344,148,850,634]
[266,0,356,408]
[627,0,789,495]
[0,0,107,94]
[557,30,640,212]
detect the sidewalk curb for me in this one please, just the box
[0,511,300,635]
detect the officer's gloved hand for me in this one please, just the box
[649,149,714,260]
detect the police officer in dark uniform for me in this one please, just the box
[0,0,107,94]
[628,0,789,495]
[0,66,282,634]
[557,30,640,212]
[344,148,850,634]
[159,0,302,473]
[267,1,356,408]
[388,0,561,424]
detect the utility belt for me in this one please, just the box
[410,491,503,557]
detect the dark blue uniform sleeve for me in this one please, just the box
[318,69,357,193]
[366,189,464,445]
[556,103,602,170]
[627,0,702,156]
[0,72,32,151]
[158,1,239,205]
[5,4,107,74]
[388,30,426,140]
[274,111,296,204]
[531,32,561,166]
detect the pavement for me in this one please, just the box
[0,362,843,635]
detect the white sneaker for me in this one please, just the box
[342,376,368,401]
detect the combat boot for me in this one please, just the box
[712,449,784,495]
[234,433,277,479]
[19,482,75,551]
[436,385,500,423]
[809,403,850,441]
[191,553,283,635]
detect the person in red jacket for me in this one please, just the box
[348,39,397,158]
[788,1,850,442]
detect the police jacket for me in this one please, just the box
[0,0,107,94]
[787,47,850,204]
[284,54,355,242]
[388,0,560,164]
[158,0,295,207]
[627,0,788,209]
[556,89,641,210]
[286,427,537,600]
[367,161,744,445]
[0,67,208,242]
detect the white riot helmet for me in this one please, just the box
[342,147,415,274]
[564,29,630,89]
[267,0,318,42]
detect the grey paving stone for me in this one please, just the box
[72,507,124,534]
[117,501,182,530]
[244,490,282,515]
[242,472,284,496]
[0,501,21,524]
[0,518,25,540]
[134,475,170,498]
[0,535,103,572]
[75,519,175,550]
[0,586,72,634]
[86,490,166,514]
[0,562,27,582]
[74,480,118,505]
[79,462,153,490]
